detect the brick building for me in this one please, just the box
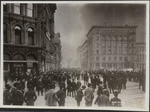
[3,3,61,76]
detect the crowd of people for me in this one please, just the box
[3,68,145,107]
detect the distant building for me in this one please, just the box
[3,3,61,76]
[134,43,146,71]
[54,33,62,70]
[78,25,139,70]
[77,40,88,70]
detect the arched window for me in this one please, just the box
[28,28,34,45]
[27,4,33,17]
[4,53,11,60]
[4,24,8,43]
[14,3,20,14]
[27,54,37,61]
[13,53,25,60]
[15,26,21,44]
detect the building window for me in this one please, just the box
[96,63,100,67]
[14,4,20,14]
[102,63,106,68]
[15,26,21,44]
[114,57,117,61]
[4,24,8,43]
[96,50,99,54]
[28,28,34,45]
[108,57,111,61]
[96,36,99,41]
[4,63,9,71]
[96,57,99,61]
[27,4,33,17]
[119,57,122,61]
[103,57,105,61]
[124,57,128,61]
[108,49,111,54]
[13,53,25,60]
[96,43,99,48]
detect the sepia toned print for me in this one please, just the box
[1,1,149,111]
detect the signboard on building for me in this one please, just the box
[27,62,33,67]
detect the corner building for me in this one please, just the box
[3,3,61,76]
[85,25,137,70]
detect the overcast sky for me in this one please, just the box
[54,4,146,68]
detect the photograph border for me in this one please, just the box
[0,1,149,111]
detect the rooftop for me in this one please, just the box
[86,25,138,37]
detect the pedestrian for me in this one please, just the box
[110,90,122,107]
[84,83,94,106]
[76,77,81,90]
[45,84,58,106]
[66,78,72,96]
[57,84,66,106]
[36,77,43,96]
[71,79,77,98]
[75,85,85,106]
[11,82,24,105]
[94,89,110,107]
[3,84,12,105]
[24,85,37,106]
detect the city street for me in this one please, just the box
[2,3,148,111]
[33,80,145,109]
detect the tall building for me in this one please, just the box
[3,3,61,76]
[77,40,88,70]
[134,43,146,71]
[78,25,138,70]
[54,33,62,70]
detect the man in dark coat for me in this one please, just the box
[76,85,85,106]
[57,84,66,106]
[71,79,77,98]
[11,82,24,105]
[110,90,122,107]
[95,89,110,107]
[24,85,37,106]
[3,84,12,105]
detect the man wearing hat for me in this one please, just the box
[76,85,86,106]
[84,83,94,106]
[110,90,122,107]
[11,82,24,105]
[95,89,110,107]
[3,84,12,105]
[57,84,66,106]
[45,84,58,106]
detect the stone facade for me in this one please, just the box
[134,43,146,71]
[78,25,140,70]
[3,3,61,76]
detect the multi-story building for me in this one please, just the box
[3,3,61,76]
[78,40,88,70]
[77,46,81,68]
[134,43,146,71]
[54,33,62,70]
[78,25,138,70]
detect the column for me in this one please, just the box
[20,4,26,16]
[11,4,14,13]
[11,22,15,44]
[6,4,12,12]
[21,28,25,44]
[25,28,28,45]
[7,27,11,43]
